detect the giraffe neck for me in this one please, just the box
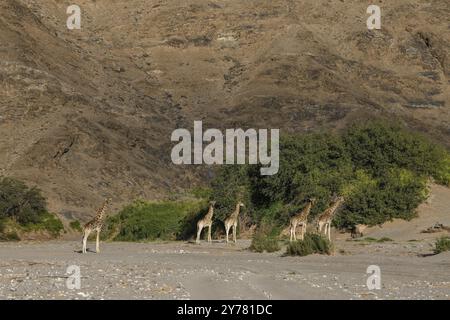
[296,201,312,218]
[231,204,241,219]
[96,202,108,221]
[205,205,214,220]
[305,201,313,213]
[305,202,313,217]
[326,200,343,219]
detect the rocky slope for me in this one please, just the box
[0,0,449,220]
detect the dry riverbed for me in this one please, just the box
[0,239,449,300]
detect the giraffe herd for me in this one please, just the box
[81,196,344,253]
[193,196,345,244]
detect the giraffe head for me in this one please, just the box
[335,196,345,204]
[238,201,245,207]
[209,201,216,207]
[308,197,316,205]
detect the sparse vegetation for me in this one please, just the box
[351,237,393,243]
[286,233,332,256]
[378,237,394,243]
[0,228,20,241]
[434,236,450,254]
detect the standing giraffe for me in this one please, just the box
[224,202,244,243]
[317,196,345,241]
[196,201,216,243]
[289,198,316,241]
[82,198,111,253]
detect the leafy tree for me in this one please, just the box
[209,121,450,231]
[209,165,253,222]
[343,121,450,184]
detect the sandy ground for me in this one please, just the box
[0,238,449,300]
[1,183,449,300]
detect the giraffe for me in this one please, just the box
[289,198,316,242]
[317,196,345,241]
[81,198,111,254]
[224,202,244,243]
[196,201,216,243]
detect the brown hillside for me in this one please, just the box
[0,0,449,220]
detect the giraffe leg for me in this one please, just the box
[81,231,85,253]
[302,223,305,241]
[233,224,237,243]
[82,229,90,254]
[328,223,332,241]
[293,224,297,241]
[289,225,293,242]
[196,224,203,243]
[225,224,230,243]
[318,222,324,235]
[96,230,101,253]
[299,223,302,240]
[208,225,212,242]
[302,221,307,240]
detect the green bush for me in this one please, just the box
[353,237,393,243]
[22,212,64,237]
[249,223,281,253]
[102,200,205,241]
[286,233,332,256]
[434,236,450,254]
[70,220,82,232]
[36,213,64,237]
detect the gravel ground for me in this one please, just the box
[0,239,449,300]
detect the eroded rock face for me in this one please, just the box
[0,0,449,218]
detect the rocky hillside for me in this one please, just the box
[0,0,449,220]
